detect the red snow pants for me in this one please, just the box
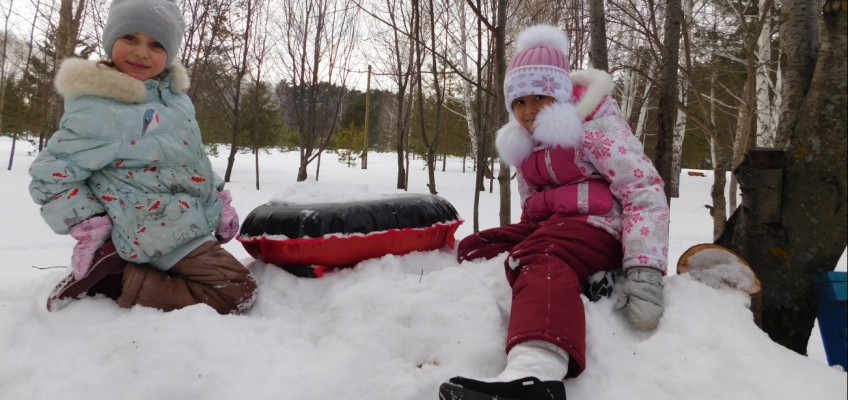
[457,215,622,378]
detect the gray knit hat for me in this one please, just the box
[103,0,186,67]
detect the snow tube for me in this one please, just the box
[238,194,463,277]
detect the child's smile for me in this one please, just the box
[111,32,168,81]
[511,95,556,133]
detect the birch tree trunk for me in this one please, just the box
[670,83,687,197]
[634,76,652,143]
[755,0,778,147]
[618,35,645,125]
[619,59,637,123]
[708,75,718,170]
[729,77,756,212]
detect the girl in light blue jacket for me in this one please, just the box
[29,0,256,314]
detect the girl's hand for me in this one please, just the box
[69,215,113,280]
[215,190,239,243]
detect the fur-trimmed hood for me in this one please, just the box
[55,58,190,104]
[496,68,613,166]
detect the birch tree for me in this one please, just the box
[755,0,778,148]
[678,3,735,238]
[722,0,775,212]
[669,0,694,198]
[606,1,667,150]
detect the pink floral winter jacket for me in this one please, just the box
[495,69,670,274]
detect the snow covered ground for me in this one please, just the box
[1,136,845,399]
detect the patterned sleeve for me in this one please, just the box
[581,97,670,273]
[28,126,119,234]
[212,170,226,192]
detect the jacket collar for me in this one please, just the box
[570,68,613,120]
[55,58,190,104]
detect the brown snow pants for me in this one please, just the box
[116,241,257,315]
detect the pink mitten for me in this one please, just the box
[68,215,113,280]
[216,189,239,243]
[522,192,553,222]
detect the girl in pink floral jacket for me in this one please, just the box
[439,25,670,400]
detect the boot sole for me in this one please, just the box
[439,382,519,400]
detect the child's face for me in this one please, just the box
[111,33,168,81]
[511,95,555,133]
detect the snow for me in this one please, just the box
[1,136,846,400]
[681,246,761,294]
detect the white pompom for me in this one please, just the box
[516,25,570,54]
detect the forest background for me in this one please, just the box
[1,0,846,360]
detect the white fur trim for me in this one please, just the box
[570,68,613,119]
[55,58,190,104]
[516,25,569,54]
[495,119,536,166]
[533,102,584,149]
[55,59,147,103]
[169,63,190,92]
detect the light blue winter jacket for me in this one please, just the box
[29,59,224,270]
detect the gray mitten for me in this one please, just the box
[614,266,664,331]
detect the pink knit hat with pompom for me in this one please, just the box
[503,25,573,117]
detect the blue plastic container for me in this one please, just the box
[813,271,847,369]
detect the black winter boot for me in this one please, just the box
[439,376,566,400]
